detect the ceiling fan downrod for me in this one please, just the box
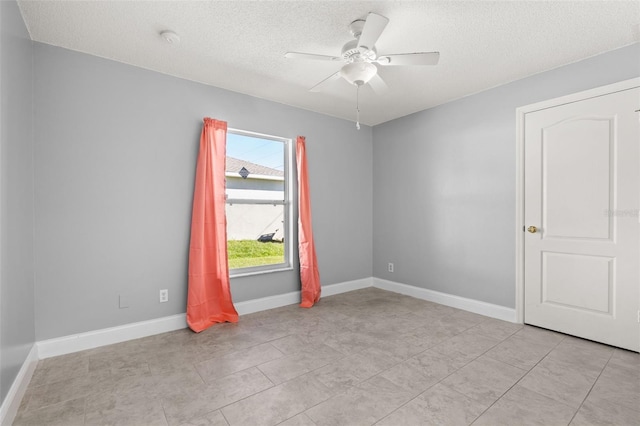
[356,83,361,130]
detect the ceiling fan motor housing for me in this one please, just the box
[341,39,377,62]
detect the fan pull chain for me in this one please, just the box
[356,84,361,130]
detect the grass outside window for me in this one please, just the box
[227,240,285,269]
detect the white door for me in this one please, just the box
[523,85,640,352]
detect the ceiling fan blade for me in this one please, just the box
[309,72,342,92]
[368,73,388,94]
[357,12,389,51]
[285,52,341,61]
[377,52,440,66]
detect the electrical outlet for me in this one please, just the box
[388,263,394,273]
[159,289,169,303]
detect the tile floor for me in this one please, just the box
[14,288,640,425]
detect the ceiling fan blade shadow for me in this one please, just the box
[368,73,388,94]
[377,52,440,66]
[310,72,342,92]
[285,52,341,61]
[357,12,389,51]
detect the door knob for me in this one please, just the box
[527,226,538,233]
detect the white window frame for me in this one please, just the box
[226,128,293,278]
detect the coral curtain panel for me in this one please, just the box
[187,118,238,332]
[296,136,321,308]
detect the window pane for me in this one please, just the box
[226,134,284,201]
[225,131,289,273]
[226,203,285,269]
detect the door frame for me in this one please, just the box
[515,77,640,324]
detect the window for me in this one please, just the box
[225,129,292,276]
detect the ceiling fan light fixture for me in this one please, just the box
[340,62,377,86]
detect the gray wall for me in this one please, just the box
[0,0,35,405]
[33,43,372,341]
[372,43,640,308]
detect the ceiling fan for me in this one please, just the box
[284,12,440,94]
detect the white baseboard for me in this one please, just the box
[322,277,373,296]
[37,314,187,359]
[373,278,518,323]
[0,344,38,426]
[234,291,301,315]
[234,277,373,314]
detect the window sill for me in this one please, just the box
[230,265,294,279]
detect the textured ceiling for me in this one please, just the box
[17,1,640,126]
